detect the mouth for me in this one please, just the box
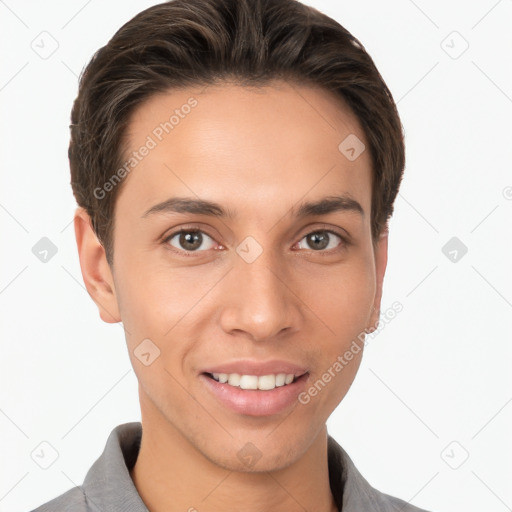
[203,371,305,390]
[199,370,310,417]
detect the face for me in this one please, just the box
[82,81,387,472]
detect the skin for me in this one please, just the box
[74,80,388,512]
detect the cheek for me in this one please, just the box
[303,258,376,343]
[297,262,374,415]
[113,254,219,369]
[114,248,191,330]
[114,268,193,403]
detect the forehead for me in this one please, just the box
[117,81,373,222]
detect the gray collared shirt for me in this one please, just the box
[31,422,432,512]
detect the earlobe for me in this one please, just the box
[366,228,389,333]
[74,207,121,323]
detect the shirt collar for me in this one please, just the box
[82,422,395,512]
[82,422,148,512]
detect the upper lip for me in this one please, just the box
[201,359,308,377]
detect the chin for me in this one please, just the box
[208,441,300,473]
[198,425,319,474]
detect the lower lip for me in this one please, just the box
[200,373,309,417]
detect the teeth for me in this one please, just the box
[257,374,275,390]
[227,373,241,386]
[275,373,286,386]
[210,372,297,390]
[240,375,259,390]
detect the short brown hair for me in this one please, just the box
[69,0,405,266]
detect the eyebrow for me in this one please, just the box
[141,194,364,219]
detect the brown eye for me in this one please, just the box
[166,230,216,252]
[297,230,343,251]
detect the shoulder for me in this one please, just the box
[342,475,434,512]
[328,435,434,512]
[29,486,88,512]
[370,488,433,512]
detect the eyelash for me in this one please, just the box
[162,224,351,257]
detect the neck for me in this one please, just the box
[129,400,338,512]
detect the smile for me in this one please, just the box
[200,371,310,416]
[207,372,298,390]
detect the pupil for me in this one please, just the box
[180,231,201,250]
[308,232,328,250]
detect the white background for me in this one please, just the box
[1,1,511,511]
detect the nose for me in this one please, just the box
[218,245,303,342]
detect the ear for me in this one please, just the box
[366,226,389,333]
[74,207,121,323]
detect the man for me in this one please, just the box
[32,0,431,510]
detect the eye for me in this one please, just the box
[295,230,345,252]
[163,226,348,257]
[165,229,218,253]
